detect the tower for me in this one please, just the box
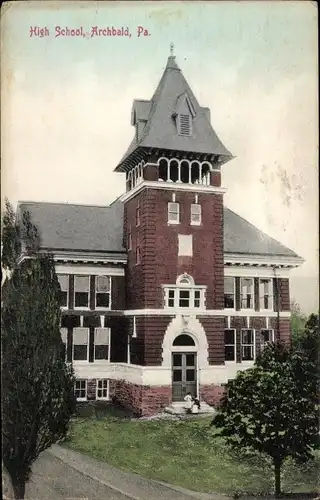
[115,50,233,404]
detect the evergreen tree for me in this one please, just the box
[1,200,76,499]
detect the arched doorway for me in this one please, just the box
[172,333,197,402]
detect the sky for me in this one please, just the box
[1,1,318,313]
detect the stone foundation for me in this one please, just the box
[199,384,227,407]
[111,379,171,417]
[76,377,227,416]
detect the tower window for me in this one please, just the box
[136,236,141,265]
[127,225,132,251]
[190,204,201,225]
[136,201,141,226]
[168,202,179,224]
[178,114,192,136]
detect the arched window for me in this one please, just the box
[173,334,195,346]
[176,274,194,286]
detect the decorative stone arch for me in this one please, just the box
[161,315,209,368]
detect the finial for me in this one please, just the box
[170,43,174,57]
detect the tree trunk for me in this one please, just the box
[12,479,25,500]
[274,458,282,497]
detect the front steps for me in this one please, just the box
[165,401,216,416]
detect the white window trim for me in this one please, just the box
[136,201,141,227]
[93,327,111,362]
[96,379,110,400]
[73,328,90,363]
[260,328,275,349]
[74,275,90,310]
[128,225,132,251]
[58,274,69,310]
[163,285,206,310]
[60,327,68,363]
[224,328,237,364]
[75,379,87,402]
[224,277,235,311]
[241,328,256,362]
[190,203,202,226]
[95,276,112,311]
[240,278,255,311]
[259,278,274,311]
[136,237,141,265]
[168,202,180,225]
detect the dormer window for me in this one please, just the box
[178,114,192,136]
[174,92,196,138]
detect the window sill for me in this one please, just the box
[93,359,110,363]
[76,397,87,402]
[74,307,90,310]
[73,360,90,364]
[190,222,201,226]
[167,221,180,225]
[95,307,112,311]
[96,396,110,401]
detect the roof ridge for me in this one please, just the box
[18,200,111,209]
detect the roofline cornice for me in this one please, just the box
[224,253,304,268]
[120,180,227,203]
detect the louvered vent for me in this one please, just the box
[178,114,192,136]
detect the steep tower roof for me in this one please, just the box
[115,54,232,171]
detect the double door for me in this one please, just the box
[172,352,197,402]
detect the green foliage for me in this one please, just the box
[212,342,319,496]
[1,201,76,499]
[290,300,307,348]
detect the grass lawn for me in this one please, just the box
[63,410,319,497]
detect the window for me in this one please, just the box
[127,225,132,251]
[95,276,111,309]
[75,379,87,401]
[136,201,141,226]
[168,202,179,224]
[57,274,69,308]
[173,334,195,346]
[74,276,90,308]
[136,236,141,265]
[190,204,201,225]
[165,288,204,308]
[194,290,201,308]
[179,289,190,307]
[241,278,254,309]
[168,289,175,307]
[224,277,235,309]
[260,329,274,351]
[96,379,109,400]
[73,328,89,361]
[178,114,192,136]
[60,327,68,361]
[241,329,255,361]
[94,328,110,361]
[225,329,236,362]
[259,279,273,310]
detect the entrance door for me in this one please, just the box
[172,352,197,402]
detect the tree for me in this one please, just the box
[212,342,318,497]
[1,200,76,499]
[290,299,307,348]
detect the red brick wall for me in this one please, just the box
[112,379,171,416]
[279,278,290,311]
[198,316,225,365]
[200,384,226,406]
[111,276,126,310]
[210,171,221,187]
[124,188,224,310]
[134,315,173,365]
[270,317,291,346]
